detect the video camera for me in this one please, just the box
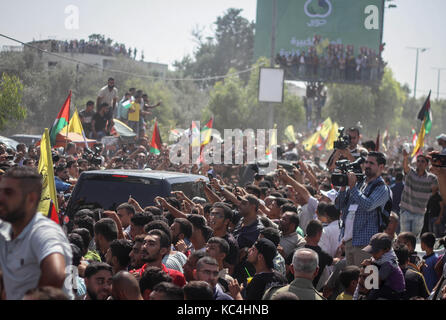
[432,154,446,168]
[333,127,351,150]
[82,146,102,166]
[331,157,365,187]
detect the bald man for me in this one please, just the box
[111,271,143,300]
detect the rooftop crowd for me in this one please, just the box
[0,78,445,301]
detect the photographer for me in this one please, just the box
[337,152,390,267]
[328,127,368,172]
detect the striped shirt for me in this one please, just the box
[400,168,437,215]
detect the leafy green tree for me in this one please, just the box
[323,68,406,138]
[0,73,27,131]
[174,8,254,87]
[205,58,305,141]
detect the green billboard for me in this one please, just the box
[254,0,385,84]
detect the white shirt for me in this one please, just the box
[0,213,73,300]
[319,220,341,257]
[299,196,319,234]
[343,204,358,242]
[98,85,118,107]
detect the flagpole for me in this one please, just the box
[65,103,70,154]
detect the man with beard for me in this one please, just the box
[81,262,113,300]
[97,77,118,133]
[0,167,73,300]
[132,229,186,287]
[129,235,145,270]
[170,217,193,254]
[279,211,306,260]
[337,151,391,267]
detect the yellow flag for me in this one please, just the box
[319,118,332,140]
[325,122,339,150]
[411,118,426,157]
[303,131,321,151]
[67,108,84,135]
[266,124,277,160]
[284,125,296,142]
[37,128,59,215]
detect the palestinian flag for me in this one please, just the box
[412,91,432,156]
[122,99,133,109]
[265,124,277,161]
[49,91,71,146]
[149,120,162,155]
[48,200,60,225]
[411,128,418,147]
[190,121,201,147]
[201,117,214,146]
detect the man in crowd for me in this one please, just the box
[400,151,438,236]
[437,133,446,155]
[105,239,133,274]
[82,262,113,300]
[97,77,118,133]
[116,203,135,239]
[79,100,95,138]
[337,152,391,267]
[0,167,74,300]
[94,218,118,260]
[91,102,111,140]
[194,256,233,300]
[133,229,186,287]
[279,211,306,260]
[267,248,325,300]
[327,126,368,170]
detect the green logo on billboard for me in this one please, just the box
[304,0,332,18]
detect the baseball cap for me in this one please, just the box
[254,238,277,267]
[436,133,446,141]
[320,189,338,204]
[363,233,392,254]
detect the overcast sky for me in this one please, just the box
[0,0,445,98]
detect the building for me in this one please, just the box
[23,39,168,77]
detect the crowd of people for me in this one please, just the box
[276,41,386,83]
[41,38,142,59]
[0,76,445,301]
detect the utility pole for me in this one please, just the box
[432,67,446,100]
[406,47,429,98]
[267,0,277,130]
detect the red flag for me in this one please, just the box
[48,200,59,225]
[49,91,71,146]
[150,121,162,155]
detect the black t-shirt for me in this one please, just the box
[401,267,430,299]
[305,244,333,288]
[426,192,443,217]
[92,112,108,132]
[223,232,239,267]
[245,271,288,300]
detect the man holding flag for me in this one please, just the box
[400,91,438,236]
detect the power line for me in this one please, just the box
[0,33,264,82]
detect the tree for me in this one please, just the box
[205,58,305,141]
[173,8,255,87]
[323,68,406,138]
[0,73,27,131]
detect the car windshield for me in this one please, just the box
[68,175,162,213]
